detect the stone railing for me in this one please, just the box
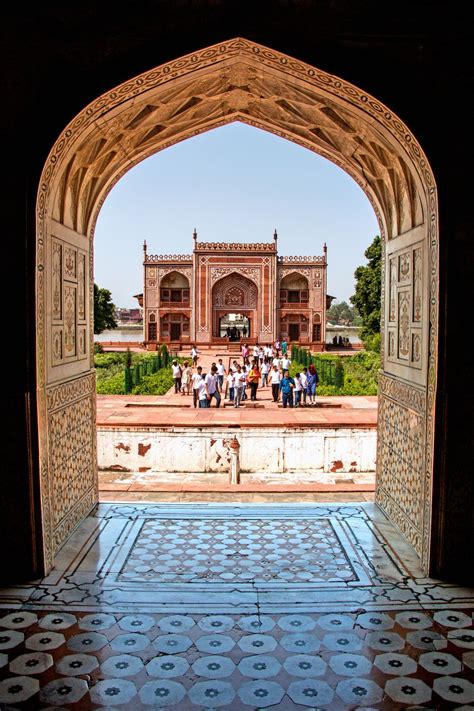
[278,256,326,263]
[195,242,277,251]
[145,254,192,262]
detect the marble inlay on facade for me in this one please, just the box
[210,267,260,287]
[213,274,258,309]
[45,373,97,562]
[377,374,427,556]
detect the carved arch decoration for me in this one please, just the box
[280,270,310,289]
[36,37,438,574]
[212,273,258,310]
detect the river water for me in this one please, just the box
[96,327,361,345]
[95,328,143,342]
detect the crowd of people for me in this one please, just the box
[170,341,319,409]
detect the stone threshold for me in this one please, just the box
[99,481,376,493]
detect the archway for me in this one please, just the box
[36,38,437,574]
[212,273,258,340]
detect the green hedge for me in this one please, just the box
[94,346,179,395]
[289,349,380,396]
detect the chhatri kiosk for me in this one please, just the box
[139,230,331,349]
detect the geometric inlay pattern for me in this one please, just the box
[118,518,358,584]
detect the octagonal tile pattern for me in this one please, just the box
[0,503,473,708]
[0,605,471,708]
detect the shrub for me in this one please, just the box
[132,369,174,395]
[96,371,125,394]
[362,332,381,353]
[94,342,104,354]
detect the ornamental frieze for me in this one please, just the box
[157,266,192,281]
[378,372,426,414]
[210,267,260,287]
[278,267,311,281]
[47,372,96,412]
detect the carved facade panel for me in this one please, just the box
[64,245,77,280]
[45,374,97,559]
[77,253,86,320]
[52,241,62,320]
[64,285,77,359]
[389,258,397,322]
[386,239,425,377]
[398,251,411,282]
[210,266,260,287]
[52,327,63,365]
[397,290,411,360]
[377,381,427,558]
[212,274,258,309]
[413,248,422,322]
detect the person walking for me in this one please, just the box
[280,370,295,408]
[241,343,250,366]
[180,360,192,395]
[281,338,288,356]
[294,372,303,407]
[270,364,281,403]
[191,345,199,367]
[261,359,270,388]
[171,360,182,394]
[226,370,234,403]
[197,373,208,408]
[247,361,260,401]
[192,366,203,408]
[216,358,226,391]
[233,365,246,408]
[300,367,308,405]
[205,365,221,407]
[281,353,291,373]
[306,363,319,404]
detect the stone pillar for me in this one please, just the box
[229,436,240,485]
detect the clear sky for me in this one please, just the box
[94,123,379,308]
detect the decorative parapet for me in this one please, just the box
[145,254,192,263]
[194,242,277,252]
[278,255,326,264]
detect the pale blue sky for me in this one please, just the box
[94,123,379,308]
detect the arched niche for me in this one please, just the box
[160,271,190,289]
[280,272,309,291]
[36,38,438,574]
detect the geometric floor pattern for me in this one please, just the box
[1,503,473,708]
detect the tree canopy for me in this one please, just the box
[350,235,381,344]
[326,300,361,326]
[94,284,117,334]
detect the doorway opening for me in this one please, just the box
[36,38,438,576]
[219,313,250,340]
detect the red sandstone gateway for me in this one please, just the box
[138,231,332,351]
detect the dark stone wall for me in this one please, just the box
[1,1,472,582]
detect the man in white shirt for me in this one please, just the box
[294,372,303,407]
[216,359,226,390]
[261,360,270,387]
[300,368,308,405]
[172,360,182,393]
[281,355,291,372]
[270,365,282,402]
[192,366,203,408]
[233,365,246,407]
[197,375,208,408]
[205,365,221,407]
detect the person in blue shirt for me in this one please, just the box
[279,370,295,408]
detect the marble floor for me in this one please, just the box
[0,502,473,708]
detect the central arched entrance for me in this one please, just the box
[35,38,438,576]
[212,273,258,340]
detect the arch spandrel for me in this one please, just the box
[36,38,438,574]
